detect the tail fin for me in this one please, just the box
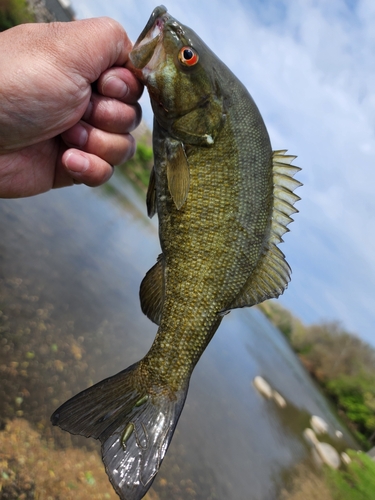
[51,362,188,500]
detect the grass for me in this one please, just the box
[281,451,375,500]
[325,450,375,500]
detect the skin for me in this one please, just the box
[0,18,144,198]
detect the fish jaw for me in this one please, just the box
[129,6,170,79]
[129,6,224,135]
[134,5,167,49]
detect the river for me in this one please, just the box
[0,173,358,499]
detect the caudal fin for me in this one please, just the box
[51,362,188,500]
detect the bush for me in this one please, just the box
[258,302,375,448]
[0,0,34,30]
[326,375,375,447]
[118,140,153,190]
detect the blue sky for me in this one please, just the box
[70,0,375,346]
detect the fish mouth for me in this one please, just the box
[130,6,170,71]
[134,5,168,47]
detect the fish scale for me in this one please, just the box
[141,99,271,400]
[51,6,301,500]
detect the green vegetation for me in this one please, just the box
[258,301,375,449]
[0,0,35,30]
[118,140,153,191]
[326,450,375,500]
[326,376,375,448]
[282,452,375,500]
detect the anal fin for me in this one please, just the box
[139,255,165,325]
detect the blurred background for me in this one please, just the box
[1,1,374,499]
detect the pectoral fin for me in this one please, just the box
[166,140,190,210]
[139,255,165,325]
[146,166,157,218]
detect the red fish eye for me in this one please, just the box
[178,46,199,66]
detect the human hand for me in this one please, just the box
[0,18,143,198]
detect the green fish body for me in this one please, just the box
[51,6,301,500]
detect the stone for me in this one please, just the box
[310,415,329,434]
[272,390,287,408]
[315,442,341,469]
[303,428,319,447]
[253,376,273,399]
[341,452,351,465]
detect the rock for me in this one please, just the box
[272,390,287,408]
[315,442,341,469]
[311,447,324,467]
[303,428,319,447]
[304,425,341,470]
[341,452,351,465]
[310,415,329,435]
[253,376,273,399]
[335,430,343,438]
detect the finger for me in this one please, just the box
[0,19,134,150]
[49,18,133,81]
[82,93,142,134]
[59,149,115,188]
[0,142,58,197]
[61,122,136,166]
[97,67,144,103]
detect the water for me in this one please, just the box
[0,174,358,499]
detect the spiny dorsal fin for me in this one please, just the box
[226,150,301,310]
[139,255,165,325]
[166,141,190,210]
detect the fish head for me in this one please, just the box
[129,6,225,144]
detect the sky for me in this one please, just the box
[69,0,375,346]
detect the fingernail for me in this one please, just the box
[102,76,129,98]
[63,123,88,148]
[65,151,90,173]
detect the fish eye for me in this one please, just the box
[178,46,199,66]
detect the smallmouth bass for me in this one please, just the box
[51,6,301,500]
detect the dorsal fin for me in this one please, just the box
[139,255,165,325]
[225,150,301,311]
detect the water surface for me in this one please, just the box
[0,174,357,499]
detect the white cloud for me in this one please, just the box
[71,0,375,345]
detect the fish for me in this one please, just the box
[51,5,301,500]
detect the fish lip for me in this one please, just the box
[134,5,168,48]
[129,7,189,77]
[129,6,170,71]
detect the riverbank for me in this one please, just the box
[0,418,158,499]
[281,450,375,500]
[258,300,375,451]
